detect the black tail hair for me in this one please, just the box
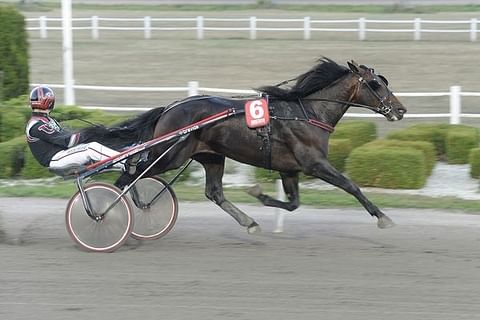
[79,107,165,149]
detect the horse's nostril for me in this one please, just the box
[398,108,406,115]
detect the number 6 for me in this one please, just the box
[249,100,264,119]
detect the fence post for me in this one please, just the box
[188,81,199,96]
[273,179,286,233]
[250,16,257,40]
[91,15,99,40]
[358,17,366,41]
[470,18,477,42]
[62,0,75,105]
[144,16,151,39]
[449,86,461,124]
[414,18,421,41]
[303,16,311,40]
[196,16,204,40]
[39,16,47,39]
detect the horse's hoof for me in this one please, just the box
[377,215,395,229]
[246,184,262,198]
[247,222,262,234]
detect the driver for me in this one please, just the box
[25,85,123,172]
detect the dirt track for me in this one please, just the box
[1,198,480,319]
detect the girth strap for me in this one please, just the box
[256,124,272,170]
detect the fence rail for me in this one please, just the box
[31,82,480,124]
[26,16,479,41]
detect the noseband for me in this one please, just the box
[354,74,394,116]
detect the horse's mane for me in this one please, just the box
[78,107,165,149]
[256,57,350,101]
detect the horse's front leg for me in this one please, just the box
[305,159,395,229]
[247,171,300,211]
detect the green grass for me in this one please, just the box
[2,180,480,213]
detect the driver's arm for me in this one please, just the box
[29,121,80,148]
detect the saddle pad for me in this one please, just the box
[245,98,270,128]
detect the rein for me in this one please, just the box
[269,71,394,132]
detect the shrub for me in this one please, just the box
[0,110,26,142]
[469,148,480,178]
[0,5,29,100]
[332,121,376,148]
[346,147,427,189]
[0,136,26,178]
[387,123,450,156]
[21,149,54,179]
[50,105,95,122]
[362,139,436,176]
[445,125,479,164]
[328,138,353,172]
[254,167,280,183]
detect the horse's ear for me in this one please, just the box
[347,60,359,73]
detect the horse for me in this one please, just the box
[79,57,407,233]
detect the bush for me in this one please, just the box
[328,138,353,172]
[362,139,436,176]
[469,148,480,178]
[254,167,280,183]
[332,121,376,148]
[0,110,26,142]
[0,136,26,178]
[21,149,54,179]
[387,123,450,156]
[346,147,427,189]
[0,5,29,100]
[445,125,479,164]
[50,105,95,122]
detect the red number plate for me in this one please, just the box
[245,99,270,128]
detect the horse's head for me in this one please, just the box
[347,60,407,121]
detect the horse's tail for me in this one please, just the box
[79,107,165,149]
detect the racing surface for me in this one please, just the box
[1,198,480,319]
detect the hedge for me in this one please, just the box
[327,138,353,172]
[254,167,280,183]
[362,139,436,176]
[386,123,450,156]
[445,125,479,164]
[21,147,55,179]
[346,147,427,189]
[331,121,377,148]
[469,148,480,178]
[0,5,29,100]
[0,110,26,142]
[0,136,26,178]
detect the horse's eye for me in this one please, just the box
[368,80,381,90]
[378,75,389,86]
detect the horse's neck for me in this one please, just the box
[307,81,355,127]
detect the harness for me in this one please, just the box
[248,70,395,169]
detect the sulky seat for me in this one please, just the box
[48,164,87,178]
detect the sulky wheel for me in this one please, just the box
[65,183,133,253]
[127,176,178,240]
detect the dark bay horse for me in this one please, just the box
[80,57,406,233]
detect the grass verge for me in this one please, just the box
[1,180,480,213]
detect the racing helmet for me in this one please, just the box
[29,86,55,111]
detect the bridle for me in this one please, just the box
[276,70,395,117]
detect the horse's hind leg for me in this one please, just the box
[247,171,300,211]
[306,159,394,229]
[195,154,261,234]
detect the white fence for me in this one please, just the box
[31,82,480,125]
[26,16,479,41]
